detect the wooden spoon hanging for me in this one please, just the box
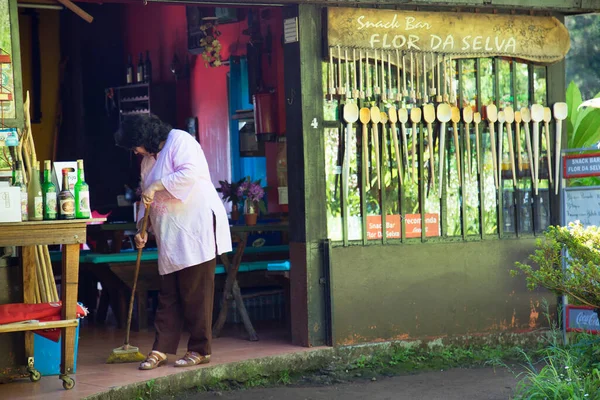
[342,102,359,224]
[473,112,482,174]
[371,106,382,189]
[410,107,422,181]
[497,110,506,187]
[423,104,436,192]
[531,104,545,195]
[504,107,517,186]
[543,107,553,187]
[486,104,499,189]
[463,107,473,175]
[451,106,462,182]
[398,108,410,181]
[553,102,568,195]
[437,103,452,197]
[388,107,403,185]
[514,111,523,172]
[359,108,371,190]
[520,107,535,186]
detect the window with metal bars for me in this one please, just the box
[322,55,552,244]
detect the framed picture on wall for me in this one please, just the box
[0,0,24,130]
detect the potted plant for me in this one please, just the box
[198,20,222,68]
[237,178,267,226]
[217,178,246,221]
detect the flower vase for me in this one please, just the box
[231,204,240,222]
[244,200,258,226]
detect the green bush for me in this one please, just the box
[511,222,600,309]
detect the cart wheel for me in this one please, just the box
[29,370,41,382]
[62,376,75,390]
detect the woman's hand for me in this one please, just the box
[141,180,165,206]
[134,231,148,249]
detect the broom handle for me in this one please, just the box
[124,204,151,346]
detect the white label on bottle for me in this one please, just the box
[46,192,57,215]
[60,199,75,216]
[34,196,43,219]
[78,191,90,213]
[20,191,28,218]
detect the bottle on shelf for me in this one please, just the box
[13,161,28,221]
[58,168,75,220]
[137,53,144,83]
[74,159,91,219]
[144,50,152,83]
[27,161,43,221]
[126,54,134,85]
[42,160,57,220]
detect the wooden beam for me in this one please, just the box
[56,0,94,23]
[147,0,600,14]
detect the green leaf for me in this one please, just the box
[571,109,600,148]
[566,81,583,129]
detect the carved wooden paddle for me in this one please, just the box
[521,107,535,185]
[388,106,403,185]
[474,112,482,174]
[437,103,452,197]
[463,107,473,175]
[504,107,517,186]
[398,108,410,181]
[423,104,436,191]
[553,102,568,195]
[486,105,499,189]
[410,107,422,182]
[531,104,545,195]
[359,108,371,190]
[371,106,382,189]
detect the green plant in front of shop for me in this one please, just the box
[511,222,600,309]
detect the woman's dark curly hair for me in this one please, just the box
[114,114,172,154]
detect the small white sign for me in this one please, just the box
[284,17,299,44]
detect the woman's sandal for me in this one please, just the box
[174,351,210,367]
[139,351,168,370]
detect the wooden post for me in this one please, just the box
[283,4,329,347]
[60,243,80,377]
[22,246,36,361]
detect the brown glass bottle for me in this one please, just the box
[58,168,75,220]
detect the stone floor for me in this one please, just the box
[0,323,307,400]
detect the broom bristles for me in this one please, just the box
[106,345,145,364]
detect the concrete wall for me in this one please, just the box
[330,239,554,345]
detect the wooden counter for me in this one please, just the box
[0,218,104,390]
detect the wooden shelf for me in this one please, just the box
[0,319,78,334]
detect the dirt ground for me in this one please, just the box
[179,367,518,400]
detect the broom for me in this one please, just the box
[106,205,150,363]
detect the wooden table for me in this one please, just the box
[212,223,289,341]
[0,219,103,390]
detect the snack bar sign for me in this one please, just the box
[563,153,600,179]
[327,8,570,64]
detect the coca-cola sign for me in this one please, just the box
[566,305,600,333]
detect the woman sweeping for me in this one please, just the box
[115,114,232,370]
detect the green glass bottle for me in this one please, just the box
[74,159,91,219]
[58,168,75,220]
[27,161,43,221]
[42,160,57,220]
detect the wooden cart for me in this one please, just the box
[0,219,100,390]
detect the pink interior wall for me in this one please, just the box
[122,4,286,208]
[122,3,246,188]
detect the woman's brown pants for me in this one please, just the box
[152,257,216,356]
